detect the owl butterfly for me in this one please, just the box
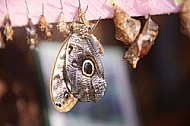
[50,3,106,112]
[3,14,14,41]
[123,17,159,68]
[179,0,190,37]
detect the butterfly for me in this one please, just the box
[50,1,106,112]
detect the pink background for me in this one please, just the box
[0,0,185,27]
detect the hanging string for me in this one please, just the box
[24,0,30,18]
[25,0,29,14]
[42,3,44,15]
[60,0,63,11]
[5,0,9,15]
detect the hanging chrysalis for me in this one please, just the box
[26,19,38,49]
[56,0,70,36]
[113,4,141,45]
[0,31,5,49]
[25,0,38,49]
[112,4,159,68]
[50,0,106,112]
[179,0,190,37]
[38,15,46,32]
[38,4,52,41]
[123,17,159,68]
[3,0,14,41]
[45,24,53,41]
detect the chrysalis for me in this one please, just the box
[179,0,190,37]
[26,18,38,49]
[45,24,53,41]
[38,4,52,41]
[38,15,47,32]
[113,5,141,45]
[3,1,14,41]
[57,12,70,36]
[112,4,159,68]
[3,15,14,41]
[56,0,70,36]
[25,0,38,49]
[0,31,5,49]
[123,17,159,68]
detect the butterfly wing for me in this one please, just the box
[64,33,107,102]
[50,37,78,112]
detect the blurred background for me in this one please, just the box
[0,14,190,126]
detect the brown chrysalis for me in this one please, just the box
[26,18,38,49]
[113,5,159,68]
[25,0,38,49]
[38,15,53,41]
[113,5,141,45]
[56,0,70,36]
[3,1,14,41]
[38,15,47,32]
[57,12,70,36]
[38,4,52,41]
[0,31,5,49]
[123,17,159,68]
[3,15,14,41]
[179,0,190,37]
